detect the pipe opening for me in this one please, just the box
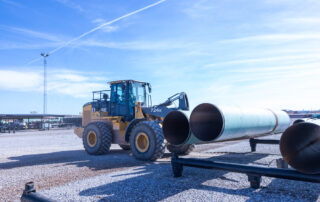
[190,103,223,141]
[163,111,190,145]
[280,122,320,174]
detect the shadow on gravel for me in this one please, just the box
[194,179,320,202]
[0,149,145,170]
[246,178,320,202]
[79,153,273,201]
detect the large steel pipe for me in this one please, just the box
[189,103,290,142]
[163,111,201,145]
[280,122,320,174]
[163,103,290,145]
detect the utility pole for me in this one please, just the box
[40,52,49,115]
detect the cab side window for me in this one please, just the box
[130,85,137,105]
[116,84,125,104]
[110,85,117,102]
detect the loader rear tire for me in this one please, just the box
[83,122,112,155]
[167,144,195,155]
[130,121,165,161]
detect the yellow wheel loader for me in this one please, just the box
[74,80,193,161]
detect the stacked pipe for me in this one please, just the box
[163,103,290,145]
[163,103,320,174]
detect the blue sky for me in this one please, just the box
[0,0,320,114]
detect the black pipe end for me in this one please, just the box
[163,111,190,145]
[280,122,320,174]
[190,103,223,142]
[293,119,305,125]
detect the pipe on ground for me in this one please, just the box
[280,122,320,174]
[163,103,290,145]
[190,103,290,142]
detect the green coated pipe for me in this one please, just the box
[163,103,290,145]
[190,103,290,142]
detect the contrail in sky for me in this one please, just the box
[27,0,166,64]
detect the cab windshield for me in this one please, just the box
[132,83,147,106]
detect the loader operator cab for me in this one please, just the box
[92,80,152,122]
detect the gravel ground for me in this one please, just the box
[0,130,319,201]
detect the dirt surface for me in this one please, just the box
[0,129,319,201]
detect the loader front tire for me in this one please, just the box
[130,121,165,161]
[83,122,112,155]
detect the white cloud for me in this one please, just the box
[0,68,108,98]
[283,17,320,25]
[53,73,88,82]
[263,17,320,35]
[0,41,63,50]
[264,0,320,6]
[47,81,106,98]
[91,18,119,33]
[0,26,66,50]
[0,38,191,51]
[11,27,62,42]
[228,62,320,74]
[0,22,190,51]
[193,61,320,110]
[0,25,64,42]
[0,0,21,7]
[54,0,84,12]
[77,39,194,50]
[204,53,320,69]
[0,70,42,90]
[182,0,216,19]
[223,33,320,43]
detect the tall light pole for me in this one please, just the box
[41,52,49,115]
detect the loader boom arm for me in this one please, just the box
[156,92,189,111]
